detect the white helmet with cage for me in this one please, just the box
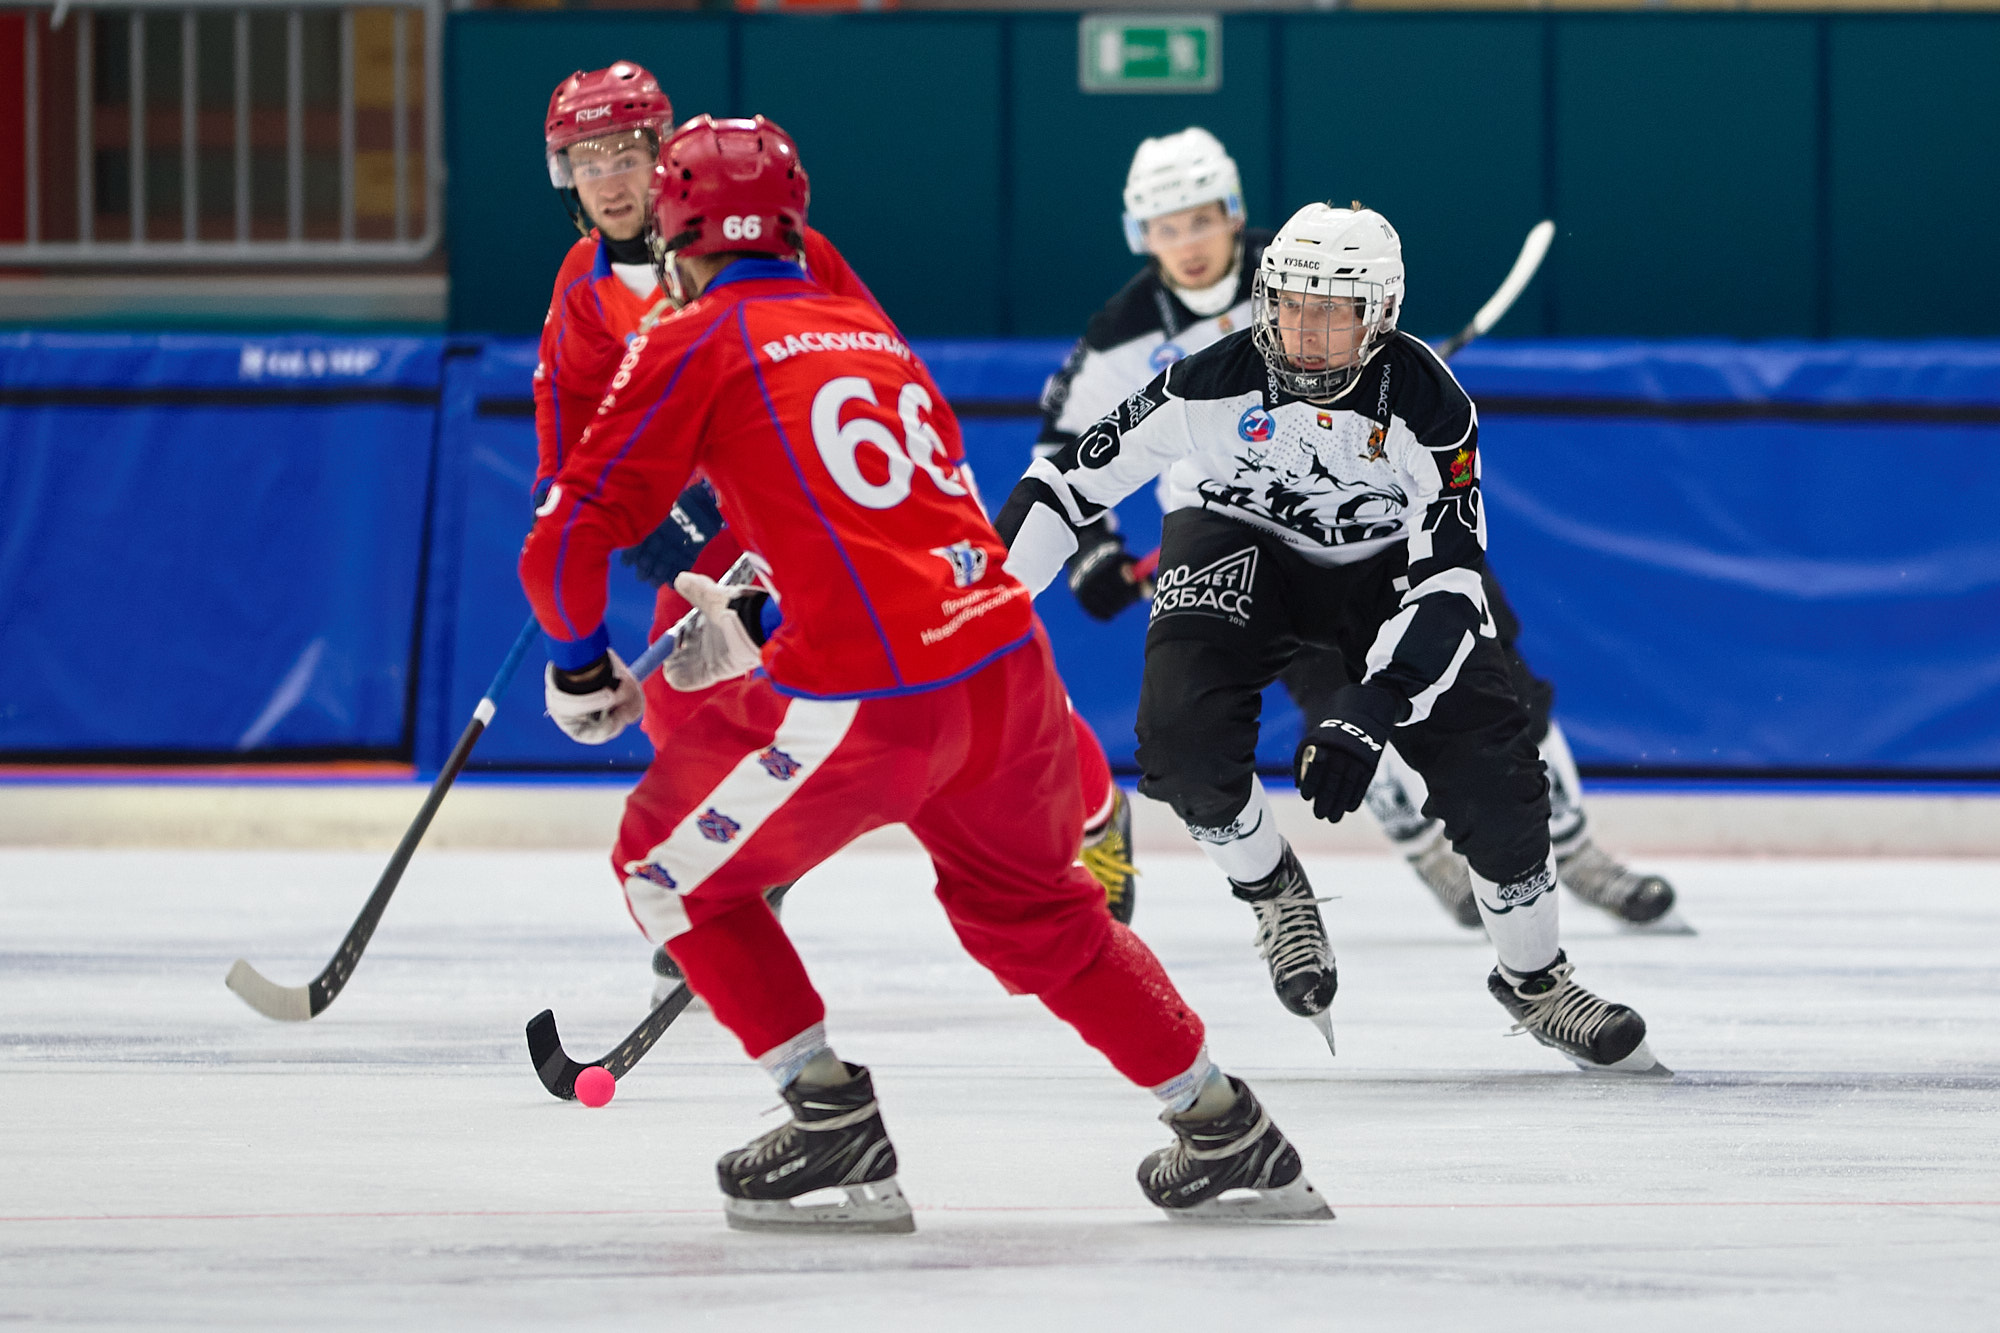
[1251,202,1405,399]
[1121,127,1244,255]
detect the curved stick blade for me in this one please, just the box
[225,959,315,1022]
[526,1009,584,1100]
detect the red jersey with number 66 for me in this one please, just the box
[519,257,1033,700]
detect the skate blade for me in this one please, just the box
[1162,1175,1334,1224]
[723,1180,915,1235]
[1566,1037,1673,1079]
[1307,1009,1337,1058]
[1617,908,1697,937]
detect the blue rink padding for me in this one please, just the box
[413,341,660,772]
[0,332,441,753]
[5,332,1999,774]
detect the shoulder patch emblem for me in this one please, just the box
[1315,411,1334,430]
[1149,342,1185,372]
[930,540,989,589]
[1360,425,1387,462]
[629,862,678,891]
[1238,406,1275,443]
[1446,444,1477,489]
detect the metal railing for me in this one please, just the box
[3,0,442,263]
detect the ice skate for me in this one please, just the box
[1230,844,1338,1054]
[717,1062,914,1234]
[1488,951,1669,1076]
[1402,823,1482,930]
[654,883,794,1007]
[1140,1075,1332,1223]
[1080,787,1138,924]
[1556,837,1693,935]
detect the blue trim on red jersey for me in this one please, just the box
[764,630,1033,702]
[706,257,807,292]
[734,301,906,689]
[545,623,610,671]
[589,237,612,281]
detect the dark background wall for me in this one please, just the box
[446,10,2000,341]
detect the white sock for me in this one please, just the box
[756,1022,831,1089]
[1540,721,1588,852]
[1150,1048,1228,1115]
[1470,864,1561,977]
[1186,778,1285,883]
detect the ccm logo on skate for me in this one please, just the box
[1317,719,1382,753]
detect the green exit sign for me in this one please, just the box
[1079,15,1221,95]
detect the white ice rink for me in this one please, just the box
[5,838,1999,1329]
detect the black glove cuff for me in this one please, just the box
[553,653,615,695]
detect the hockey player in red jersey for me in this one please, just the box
[534,62,1136,939]
[518,115,1326,1231]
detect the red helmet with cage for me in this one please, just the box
[543,62,673,188]
[650,115,810,261]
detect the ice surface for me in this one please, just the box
[4,843,1999,1328]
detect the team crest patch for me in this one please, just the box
[1237,407,1275,442]
[930,540,989,588]
[1315,411,1333,430]
[1446,444,1477,489]
[696,808,742,844]
[628,862,678,891]
[1360,425,1387,462]
[1217,315,1235,334]
[1149,342,1185,371]
[759,746,802,781]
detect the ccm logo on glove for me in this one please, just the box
[1293,683,1406,823]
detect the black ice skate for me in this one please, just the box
[1487,951,1669,1076]
[1139,1075,1332,1223]
[1230,845,1338,1055]
[1554,837,1693,935]
[717,1062,913,1234]
[1402,825,1483,931]
[1081,788,1138,924]
[652,883,795,1006]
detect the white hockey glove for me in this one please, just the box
[664,570,767,692]
[544,650,644,745]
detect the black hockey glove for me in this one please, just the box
[1294,683,1407,823]
[1068,538,1144,622]
[620,481,725,588]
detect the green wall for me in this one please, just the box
[447,10,2000,340]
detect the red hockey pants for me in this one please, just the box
[611,633,1202,1090]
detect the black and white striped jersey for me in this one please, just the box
[997,327,1495,721]
[1036,230,1275,455]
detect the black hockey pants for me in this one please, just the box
[1135,509,1551,886]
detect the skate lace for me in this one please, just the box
[1506,963,1618,1047]
[1150,1107,1271,1185]
[1556,839,1642,909]
[1079,830,1136,890]
[1250,894,1332,983]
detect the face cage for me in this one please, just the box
[1250,271,1388,400]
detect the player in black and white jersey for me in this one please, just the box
[998,202,1665,1075]
[1041,129,1686,940]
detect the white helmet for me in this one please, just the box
[1251,202,1405,399]
[1121,127,1243,255]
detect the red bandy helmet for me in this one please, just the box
[544,61,673,188]
[650,115,810,262]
